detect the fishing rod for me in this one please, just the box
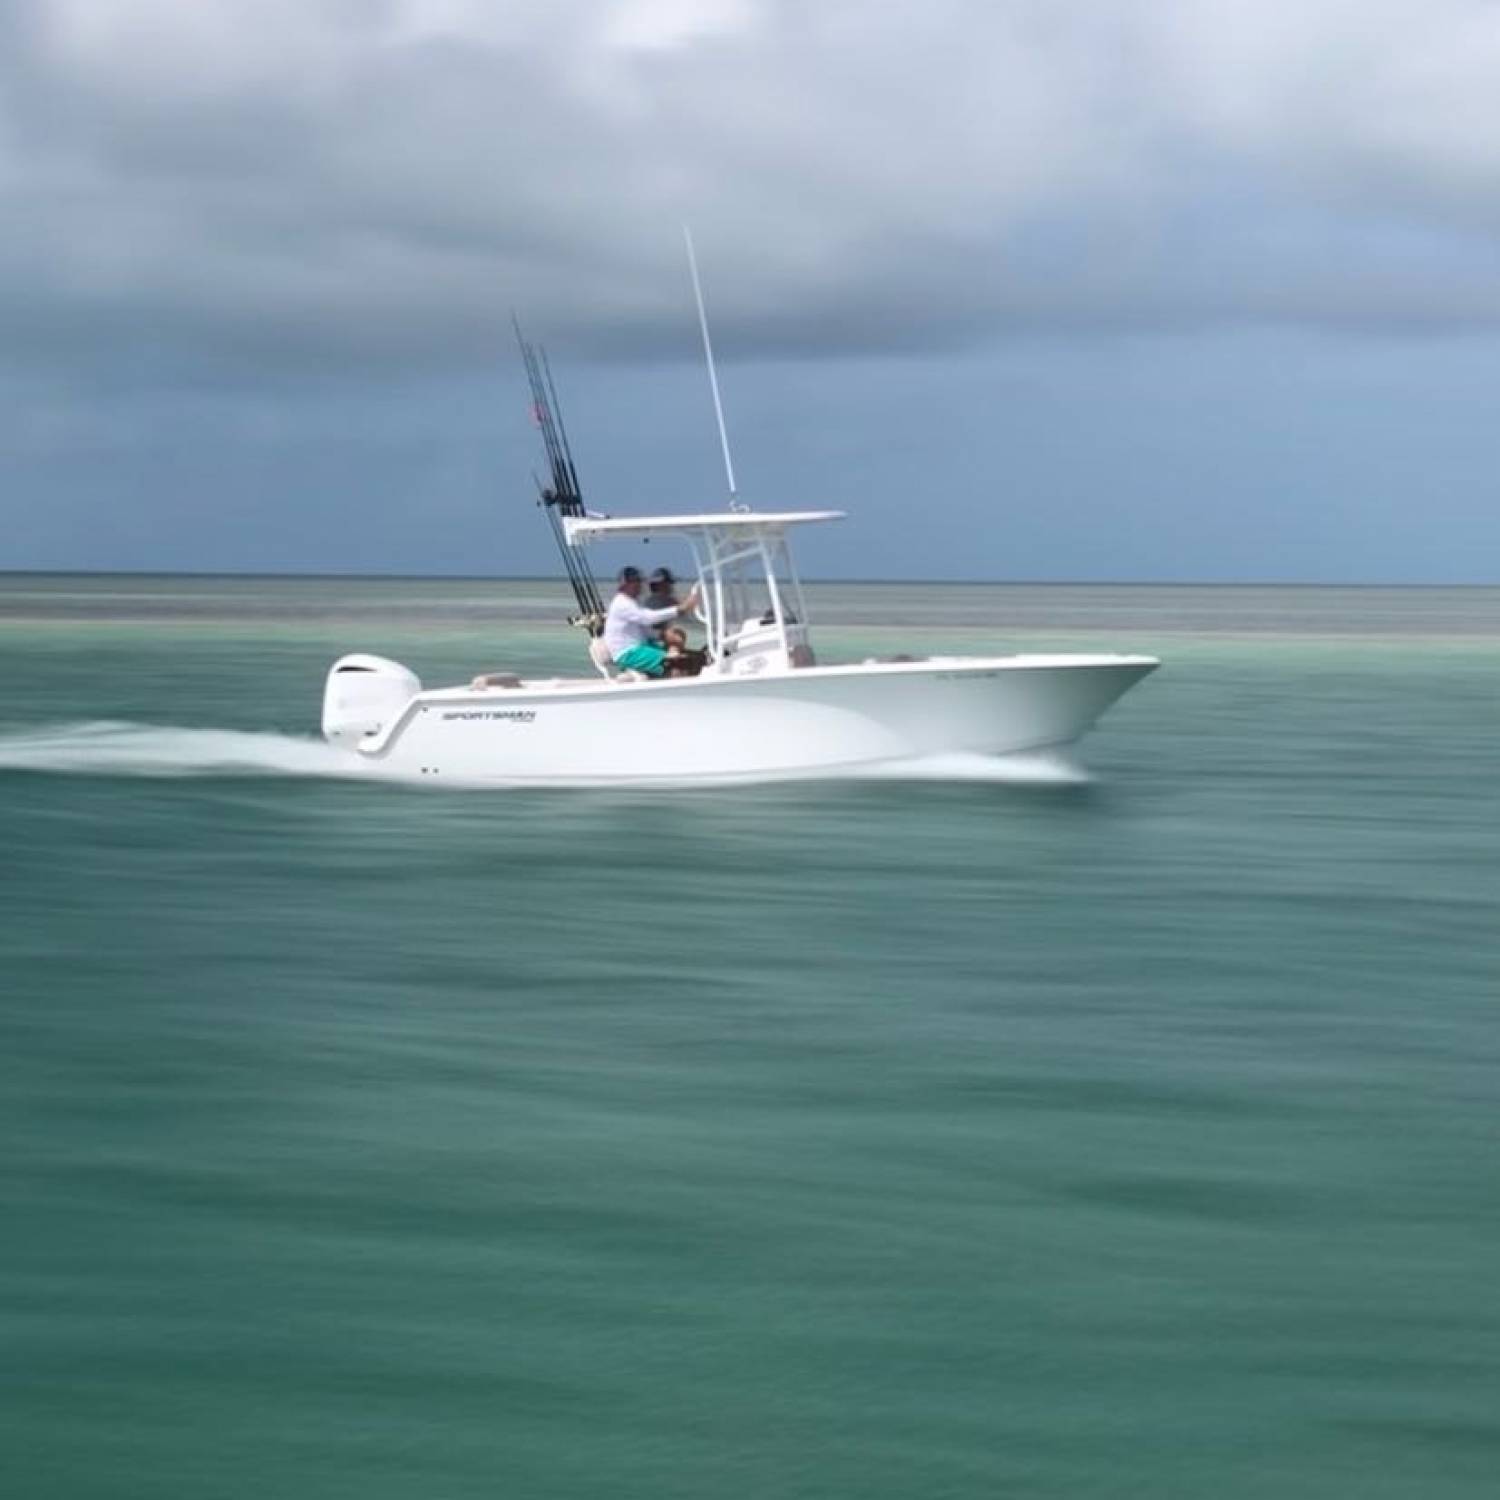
[514,320,606,634]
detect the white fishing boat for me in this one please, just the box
[320,246,1158,786]
[320,506,1157,785]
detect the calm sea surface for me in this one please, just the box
[3,576,1499,1498]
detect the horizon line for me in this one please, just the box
[1,568,1497,589]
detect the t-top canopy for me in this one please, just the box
[564,510,844,546]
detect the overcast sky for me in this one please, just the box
[2,0,1498,580]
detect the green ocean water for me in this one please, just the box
[3,575,1499,1498]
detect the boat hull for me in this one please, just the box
[330,655,1158,786]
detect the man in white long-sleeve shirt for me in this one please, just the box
[603,566,700,676]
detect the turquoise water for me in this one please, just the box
[3,576,1499,1497]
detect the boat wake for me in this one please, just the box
[0,721,374,781]
[853,751,1091,786]
[0,722,1091,789]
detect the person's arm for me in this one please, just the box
[628,601,680,627]
[622,589,699,629]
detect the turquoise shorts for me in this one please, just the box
[614,643,667,677]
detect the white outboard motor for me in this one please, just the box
[321,654,422,748]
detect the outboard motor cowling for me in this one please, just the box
[322,654,422,748]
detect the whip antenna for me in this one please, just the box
[683,225,739,502]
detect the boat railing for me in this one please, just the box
[688,528,812,672]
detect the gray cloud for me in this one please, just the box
[3,0,1500,379]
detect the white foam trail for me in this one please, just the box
[0,723,1091,789]
[849,750,1092,785]
[0,721,374,780]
